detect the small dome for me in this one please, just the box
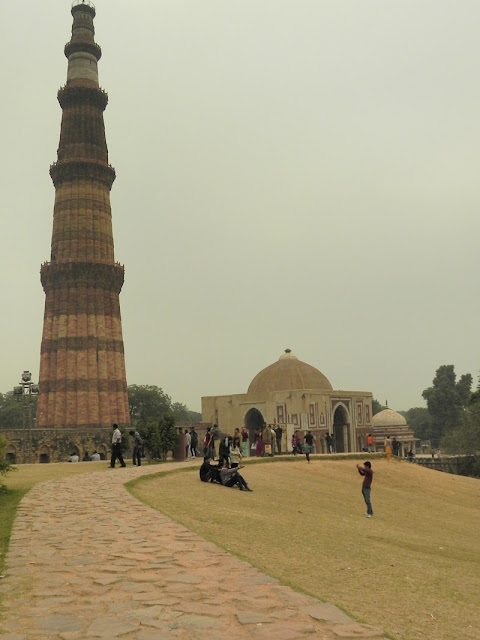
[247,349,333,395]
[372,408,407,427]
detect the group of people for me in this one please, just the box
[180,427,200,458]
[199,455,252,491]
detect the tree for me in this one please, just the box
[402,407,433,442]
[422,365,472,447]
[158,414,178,461]
[171,402,201,423]
[372,399,385,415]
[0,392,37,430]
[0,433,13,489]
[128,385,172,427]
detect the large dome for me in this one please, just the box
[372,407,407,427]
[247,349,333,395]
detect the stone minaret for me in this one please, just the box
[37,1,130,430]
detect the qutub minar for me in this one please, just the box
[9,1,130,462]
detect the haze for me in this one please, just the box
[1,1,478,412]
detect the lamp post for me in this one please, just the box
[13,371,39,464]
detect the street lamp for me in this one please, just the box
[13,371,39,463]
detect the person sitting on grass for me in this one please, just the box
[199,456,220,483]
[219,461,252,491]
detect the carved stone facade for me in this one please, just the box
[35,2,130,436]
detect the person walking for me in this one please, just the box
[111,423,126,468]
[325,432,334,454]
[367,433,374,453]
[263,422,273,456]
[204,427,215,459]
[304,431,314,463]
[184,429,191,458]
[129,429,143,466]
[357,461,373,517]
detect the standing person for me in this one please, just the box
[275,425,283,454]
[356,461,373,517]
[218,436,231,468]
[384,436,392,462]
[190,427,198,457]
[255,428,263,457]
[212,424,220,460]
[184,429,191,459]
[230,438,243,468]
[241,426,249,457]
[263,422,272,456]
[204,427,215,459]
[304,431,314,463]
[111,423,126,468]
[367,433,374,453]
[392,437,400,457]
[233,428,241,448]
[295,430,303,454]
[129,429,143,467]
[292,432,298,455]
[325,432,334,454]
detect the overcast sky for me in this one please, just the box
[1,1,479,412]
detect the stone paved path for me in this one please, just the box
[0,463,387,640]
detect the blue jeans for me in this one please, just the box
[362,487,373,515]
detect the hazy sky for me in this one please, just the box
[1,1,479,412]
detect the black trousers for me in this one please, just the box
[111,443,126,467]
[133,445,142,466]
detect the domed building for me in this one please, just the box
[371,405,417,456]
[202,349,373,453]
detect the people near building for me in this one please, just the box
[254,427,263,456]
[68,452,79,463]
[408,448,415,462]
[190,427,198,457]
[204,427,215,459]
[325,432,334,454]
[263,422,273,456]
[392,437,400,457]
[270,425,277,455]
[218,436,231,468]
[82,451,90,462]
[90,450,101,461]
[292,432,298,455]
[129,429,143,467]
[184,429,191,458]
[233,428,241,448]
[212,424,220,459]
[384,436,392,462]
[367,433,374,452]
[295,430,303,454]
[304,431,314,463]
[241,426,249,457]
[111,423,126,468]
[230,438,243,468]
[357,461,373,517]
[275,425,283,454]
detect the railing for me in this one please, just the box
[72,0,95,9]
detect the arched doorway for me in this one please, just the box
[39,445,50,464]
[333,405,350,453]
[244,407,265,444]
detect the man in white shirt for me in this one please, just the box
[110,423,126,468]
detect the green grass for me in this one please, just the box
[128,458,480,640]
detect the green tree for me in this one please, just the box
[171,402,201,423]
[158,414,178,461]
[0,392,37,430]
[128,385,172,427]
[0,433,13,489]
[422,365,472,447]
[401,407,433,442]
[372,399,385,415]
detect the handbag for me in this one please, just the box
[265,444,272,455]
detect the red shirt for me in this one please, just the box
[358,466,373,488]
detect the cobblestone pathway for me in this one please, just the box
[0,463,387,639]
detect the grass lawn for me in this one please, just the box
[128,458,480,640]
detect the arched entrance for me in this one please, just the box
[244,407,265,444]
[333,405,351,453]
[39,445,50,464]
